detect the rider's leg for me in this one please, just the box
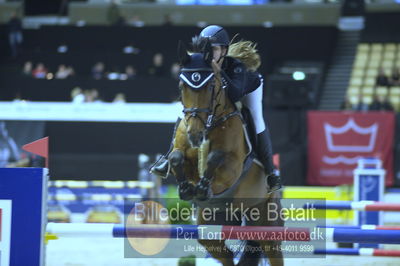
[150,118,182,178]
[257,127,282,192]
[242,82,282,192]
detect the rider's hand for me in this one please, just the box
[211,59,221,74]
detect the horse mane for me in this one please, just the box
[190,35,208,53]
[228,40,261,72]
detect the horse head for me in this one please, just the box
[178,42,226,148]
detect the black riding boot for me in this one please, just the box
[256,129,282,192]
[150,118,181,178]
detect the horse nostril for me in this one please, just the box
[199,133,205,143]
[188,132,203,147]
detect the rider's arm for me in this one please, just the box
[244,72,262,95]
[220,62,247,103]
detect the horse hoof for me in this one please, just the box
[236,241,262,266]
[195,178,212,201]
[178,181,195,201]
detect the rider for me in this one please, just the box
[150,25,282,192]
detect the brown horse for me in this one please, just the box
[168,43,284,266]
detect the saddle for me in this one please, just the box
[236,103,258,161]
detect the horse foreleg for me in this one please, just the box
[195,150,225,201]
[197,208,235,266]
[236,241,262,266]
[258,240,283,266]
[259,195,284,266]
[168,149,195,200]
[197,239,235,266]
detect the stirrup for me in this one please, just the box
[268,183,283,193]
[149,118,181,178]
[267,174,283,193]
[150,157,170,179]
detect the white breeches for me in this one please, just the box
[242,80,266,134]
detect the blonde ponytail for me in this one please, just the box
[228,40,261,72]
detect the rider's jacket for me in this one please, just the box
[221,56,262,103]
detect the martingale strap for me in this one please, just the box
[206,110,242,131]
[183,107,212,115]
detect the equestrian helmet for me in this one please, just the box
[200,25,230,47]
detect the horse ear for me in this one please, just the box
[203,39,212,66]
[177,40,190,66]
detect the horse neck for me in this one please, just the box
[218,96,236,119]
[213,78,236,118]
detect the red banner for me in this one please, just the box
[307,111,395,186]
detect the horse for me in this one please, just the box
[167,41,284,266]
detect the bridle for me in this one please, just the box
[181,68,241,138]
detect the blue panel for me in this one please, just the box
[48,186,143,213]
[324,202,352,210]
[386,188,400,193]
[0,168,46,266]
[113,225,127,238]
[333,229,400,244]
[319,225,361,229]
[357,174,381,248]
[112,224,199,239]
[306,202,352,210]
[314,248,359,255]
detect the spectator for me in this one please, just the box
[92,89,102,102]
[123,44,140,54]
[354,94,369,111]
[71,87,85,103]
[67,66,75,77]
[113,93,126,103]
[0,122,20,168]
[13,92,22,102]
[57,43,68,53]
[32,63,48,79]
[376,68,389,87]
[369,94,383,111]
[92,62,105,80]
[148,53,166,77]
[55,64,71,79]
[7,12,23,58]
[390,67,400,86]
[107,67,121,80]
[382,95,394,111]
[124,65,137,80]
[85,88,102,103]
[128,15,145,27]
[84,90,94,102]
[170,63,180,80]
[22,61,32,77]
[340,96,353,110]
[370,94,394,111]
[163,14,173,27]
[107,0,122,25]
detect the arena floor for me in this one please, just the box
[46,237,400,266]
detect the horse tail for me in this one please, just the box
[227,40,261,72]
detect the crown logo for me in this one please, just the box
[324,118,378,153]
